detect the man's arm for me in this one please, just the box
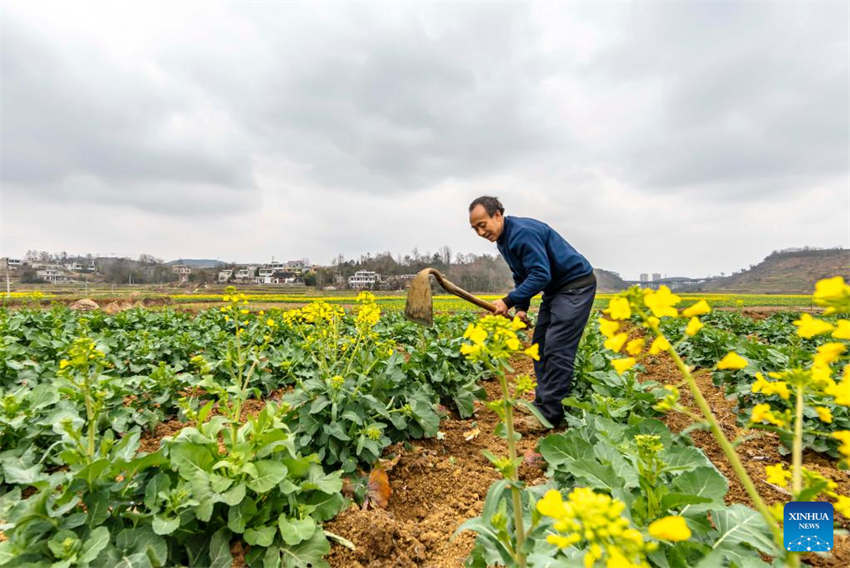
[502,232,551,311]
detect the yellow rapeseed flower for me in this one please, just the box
[826,366,850,405]
[813,276,850,314]
[607,297,632,320]
[833,320,850,340]
[832,431,850,464]
[604,333,629,353]
[612,357,636,375]
[626,338,645,356]
[463,324,487,345]
[793,313,834,339]
[643,286,681,318]
[682,300,711,318]
[599,318,620,339]
[765,463,791,487]
[524,343,540,361]
[751,372,790,400]
[648,335,670,355]
[59,359,70,369]
[510,316,527,330]
[648,516,691,542]
[547,534,580,549]
[685,317,703,337]
[815,342,847,365]
[537,489,568,519]
[751,403,786,428]
[717,352,748,370]
[834,495,850,519]
[816,406,833,423]
[460,343,483,357]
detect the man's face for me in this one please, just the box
[469,204,504,242]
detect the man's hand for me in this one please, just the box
[492,298,509,316]
[516,310,531,328]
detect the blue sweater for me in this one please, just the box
[496,216,593,311]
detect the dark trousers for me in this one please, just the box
[531,281,597,425]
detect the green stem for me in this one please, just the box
[664,337,783,547]
[791,385,804,496]
[497,370,526,568]
[787,385,805,568]
[83,373,96,459]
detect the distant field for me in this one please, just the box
[1,286,817,311]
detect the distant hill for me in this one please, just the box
[166,259,226,268]
[703,249,850,294]
[595,268,628,292]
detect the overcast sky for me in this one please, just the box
[1,1,847,279]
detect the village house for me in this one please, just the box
[235,266,257,282]
[348,270,380,289]
[172,264,191,284]
[36,267,72,283]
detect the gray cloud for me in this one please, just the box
[0,1,847,277]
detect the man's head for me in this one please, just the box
[468,196,505,242]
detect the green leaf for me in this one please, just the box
[169,443,214,478]
[114,552,153,568]
[278,516,317,546]
[340,410,363,425]
[538,432,592,468]
[305,466,343,494]
[695,504,779,568]
[208,528,232,568]
[245,525,277,547]
[247,461,288,493]
[144,473,171,510]
[76,459,112,486]
[221,482,247,506]
[304,492,345,522]
[79,526,110,563]
[673,467,728,515]
[2,462,47,485]
[662,446,710,474]
[228,498,258,534]
[0,541,15,565]
[309,397,331,414]
[660,493,714,512]
[280,530,330,568]
[515,399,552,428]
[152,514,180,535]
[323,423,351,442]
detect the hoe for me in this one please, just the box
[404,268,498,326]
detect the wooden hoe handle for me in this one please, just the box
[428,269,498,313]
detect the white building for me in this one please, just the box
[37,268,72,283]
[218,269,233,283]
[236,266,257,281]
[2,258,22,270]
[173,264,191,284]
[348,270,380,289]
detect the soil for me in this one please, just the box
[129,335,850,567]
[324,357,547,568]
[640,352,850,567]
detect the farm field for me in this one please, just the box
[2,287,818,311]
[1,281,849,567]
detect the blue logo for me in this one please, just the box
[784,502,833,552]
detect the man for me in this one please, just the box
[468,196,596,430]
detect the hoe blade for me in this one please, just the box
[404,269,434,326]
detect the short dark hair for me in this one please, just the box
[469,196,504,216]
